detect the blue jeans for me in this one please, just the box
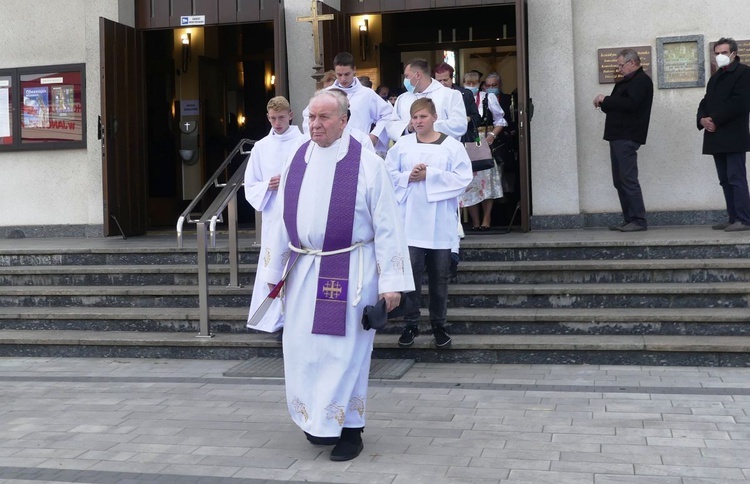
[714,152,750,224]
[403,246,451,329]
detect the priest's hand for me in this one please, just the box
[380,292,401,312]
[409,164,427,182]
[268,175,281,191]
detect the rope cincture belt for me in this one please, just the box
[288,239,373,308]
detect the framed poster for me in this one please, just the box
[656,35,705,89]
[0,72,12,146]
[19,65,85,148]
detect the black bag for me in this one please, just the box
[361,294,417,331]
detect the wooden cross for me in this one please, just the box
[296,0,334,66]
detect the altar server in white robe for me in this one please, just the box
[244,96,304,332]
[385,57,467,142]
[302,52,393,153]
[263,89,413,461]
[385,98,472,349]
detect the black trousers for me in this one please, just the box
[714,152,750,225]
[403,246,451,330]
[609,139,647,227]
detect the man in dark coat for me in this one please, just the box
[594,48,654,232]
[434,62,482,143]
[697,37,750,232]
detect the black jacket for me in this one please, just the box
[601,66,654,145]
[696,58,750,154]
[452,84,482,142]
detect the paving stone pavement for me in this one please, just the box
[0,358,749,483]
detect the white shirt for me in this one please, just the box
[386,78,468,141]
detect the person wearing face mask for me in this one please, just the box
[593,48,653,232]
[697,37,750,232]
[459,71,508,231]
[385,58,467,142]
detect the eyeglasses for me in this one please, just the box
[616,60,633,69]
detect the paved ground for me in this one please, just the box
[0,358,749,483]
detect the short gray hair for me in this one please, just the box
[310,89,348,116]
[618,48,640,65]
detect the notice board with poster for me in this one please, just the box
[0,63,85,152]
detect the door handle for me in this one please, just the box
[97,115,104,140]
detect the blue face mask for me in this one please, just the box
[464,85,479,95]
[403,74,417,93]
[485,87,500,95]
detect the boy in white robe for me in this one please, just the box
[264,90,414,461]
[244,96,304,333]
[385,98,472,348]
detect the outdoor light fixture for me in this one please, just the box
[181,32,192,73]
[359,18,369,61]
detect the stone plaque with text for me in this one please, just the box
[598,46,652,84]
[657,35,705,89]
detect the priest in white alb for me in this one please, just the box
[261,89,414,462]
[243,96,304,333]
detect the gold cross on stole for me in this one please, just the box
[296,0,334,66]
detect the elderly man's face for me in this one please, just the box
[308,96,347,148]
[335,65,355,88]
[616,56,638,77]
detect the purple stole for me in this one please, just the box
[283,137,362,336]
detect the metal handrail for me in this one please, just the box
[176,138,255,247]
[195,157,250,338]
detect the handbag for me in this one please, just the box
[464,119,495,172]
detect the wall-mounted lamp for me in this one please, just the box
[359,19,369,61]
[270,75,275,85]
[181,32,192,73]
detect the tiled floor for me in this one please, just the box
[0,358,748,483]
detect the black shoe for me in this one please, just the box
[330,428,363,462]
[432,326,452,348]
[609,222,627,231]
[725,221,750,232]
[712,222,732,230]
[618,222,647,232]
[398,326,419,347]
[305,432,339,446]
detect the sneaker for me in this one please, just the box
[618,222,647,232]
[608,222,627,231]
[712,222,732,230]
[398,326,419,347]
[725,221,750,232]
[432,326,452,348]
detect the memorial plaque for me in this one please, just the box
[656,35,705,89]
[598,46,652,84]
[708,39,750,75]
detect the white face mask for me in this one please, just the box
[716,53,732,69]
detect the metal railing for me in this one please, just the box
[175,138,256,337]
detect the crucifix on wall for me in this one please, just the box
[296,0,334,84]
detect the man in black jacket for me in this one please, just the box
[594,48,653,232]
[697,37,750,232]
[434,62,482,143]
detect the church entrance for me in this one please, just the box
[339,0,531,231]
[140,23,277,229]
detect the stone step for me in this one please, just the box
[3,259,750,286]
[1,307,748,336]
[0,329,747,365]
[0,282,747,309]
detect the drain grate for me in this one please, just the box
[223,357,414,380]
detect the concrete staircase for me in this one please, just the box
[1,229,749,365]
